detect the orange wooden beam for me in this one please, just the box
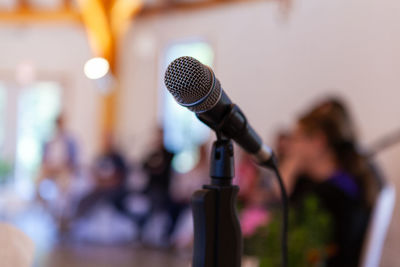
[18,0,29,10]
[138,0,270,17]
[0,9,81,23]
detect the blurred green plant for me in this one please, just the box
[0,158,12,183]
[244,195,333,267]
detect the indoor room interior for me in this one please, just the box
[0,0,399,266]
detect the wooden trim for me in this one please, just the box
[18,0,29,10]
[0,9,81,23]
[138,0,267,18]
[63,0,73,9]
[0,0,267,23]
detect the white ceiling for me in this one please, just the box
[0,0,76,11]
[0,0,17,10]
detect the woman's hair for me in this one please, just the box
[298,97,379,207]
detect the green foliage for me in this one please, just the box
[0,158,12,183]
[244,195,333,267]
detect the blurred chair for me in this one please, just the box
[360,183,396,267]
[0,223,34,267]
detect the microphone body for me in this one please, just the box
[164,56,274,166]
[197,91,273,164]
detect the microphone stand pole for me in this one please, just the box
[192,136,242,267]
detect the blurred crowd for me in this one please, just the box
[35,118,209,250]
[35,97,385,266]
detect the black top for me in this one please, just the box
[143,147,174,191]
[291,173,370,267]
[95,150,128,186]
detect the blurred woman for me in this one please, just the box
[281,98,381,266]
[75,134,129,219]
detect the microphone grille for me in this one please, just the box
[164,56,220,112]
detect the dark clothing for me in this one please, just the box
[76,187,129,217]
[77,150,130,218]
[165,200,188,240]
[143,148,174,188]
[291,172,370,267]
[141,147,176,243]
[142,147,174,211]
[94,151,128,186]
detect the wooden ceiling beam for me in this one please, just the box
[63,0,73,9]
[138,0,266,18]
[17,0,31,11]
[0,0,267,23]
[0,9,81,23]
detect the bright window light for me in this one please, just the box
[15,82,61,184]
[162,41,214,154]
[161,40,213,173]
[84,57,110,80]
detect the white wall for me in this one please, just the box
[0,23,99,165]
[118,0,400,265]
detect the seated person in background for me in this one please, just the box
[142,128,174,214]
[280,98,380,267]
[75,134,129,219]
[168,144,209,246]
[139,128,174,234]
[36,115,78,200]
[36,115,78,230]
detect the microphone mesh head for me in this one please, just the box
[164,56,221,113]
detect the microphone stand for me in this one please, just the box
[192,136,242,267]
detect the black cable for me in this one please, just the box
[262,162,288,267]
[273,164,289,267]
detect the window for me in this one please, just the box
[162,41,214,152]
[15,82,62,183]
[161,41,214,173]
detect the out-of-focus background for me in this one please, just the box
[0,0,399,266]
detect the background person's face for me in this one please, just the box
[290,124,326,168]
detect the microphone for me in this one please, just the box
[164,56,275,167]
